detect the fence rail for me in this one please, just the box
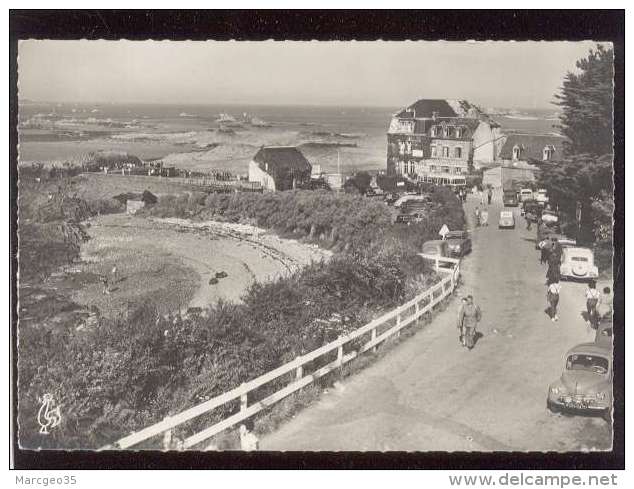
[104,253,460,450]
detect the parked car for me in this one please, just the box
[547,342,612,420]
[521,199,542,219]
[519,188,534,202]
[421,240,448,258]
[445,230,472,257]
[535,188,549,206]
[395,213,425,224]
[540,209,559,224]
[503,190,519,207]
[560,247,599,281]
[595,320,613,349]
[498,210,515,229]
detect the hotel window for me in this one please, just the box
[443,146,449,158]
[543,146,554,161]
[431,146,437,157]
[406,141,412,153]
[454,147,462,158]
[431,126,437,137]
[446,127,454,137]
[512,145,521,161]
[430,165,437,173]
[442,166,450,173]
[456,127,463,138]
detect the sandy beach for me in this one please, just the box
[75,213,331,316]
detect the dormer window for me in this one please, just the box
[431,126,438,137]
[512,145,522,161]
[446,126,454,138]
[543,145,555,161]
[456,127,463,138]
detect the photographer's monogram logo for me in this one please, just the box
[37,393,62,434]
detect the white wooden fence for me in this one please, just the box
[103,254,460,450]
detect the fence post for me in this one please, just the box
[435,257,440,272]
[337,338,343,366]
[396,312,401,337]
[162,416,172,450]
[240,384,248,413]
[371,327,377,353]
[295,357,303,381]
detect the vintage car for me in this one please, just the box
[395,213,425,224]
[421,239,448,258]
[519,188,534,202]
[547,342,612,420]
[540,209,559,224]
[535,188,549,206]
[595,320,613,349]
[445,230,472,257]
[521,200,542,221]
[560,247,599,281]
[502,190,519,207]
[498,210,515,229]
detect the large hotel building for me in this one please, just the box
[386,99,504,185]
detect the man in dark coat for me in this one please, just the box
[457,295,482,350]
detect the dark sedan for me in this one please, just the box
[445,230,472,257]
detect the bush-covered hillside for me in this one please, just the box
[18,179,465,449]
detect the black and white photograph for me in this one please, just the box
[9,9,624,474]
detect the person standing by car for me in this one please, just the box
[538,238,552,265]
[599,286,613,321]
[479,187,485,205]
[487,187,493,205]
[549,236,563,265]
[585,280,601,328]
[546,280,562,322]
[474,206,481,227]
[457,295,482,350]
[546,256,561,285]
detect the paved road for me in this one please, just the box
[261,193,612,451]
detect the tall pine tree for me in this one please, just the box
[537,44,614,245]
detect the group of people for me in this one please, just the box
[538,236,564,321]
[538,235,613,326]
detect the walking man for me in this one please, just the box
[474,206,481,227]
[546,280,562,322]
[457,297,468,346]
[487,187,493,205]
[480,208,489,227]
[457,295,482,350]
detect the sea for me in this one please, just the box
[17,102,561,175]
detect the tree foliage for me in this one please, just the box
[537,44,614,245]
[554,44,614,156]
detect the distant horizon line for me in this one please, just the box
[18,99,558,112]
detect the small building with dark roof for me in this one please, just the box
[248,146,312,192]
[499,133,567,164]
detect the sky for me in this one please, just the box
[18,40,601,109]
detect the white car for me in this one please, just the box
[498,210,515,229]
[535,189,549,205]
[519,188,534,202]
[560,247,599,281]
